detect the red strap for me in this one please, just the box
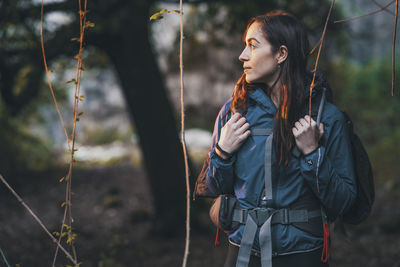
[214,227,220,247]
[321,223,330,262]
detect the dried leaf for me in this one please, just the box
[85,21,95,28]
[66,78,77,84]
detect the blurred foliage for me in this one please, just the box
[83,127,132,146]
[0,57,70,173]
[0,103,54,173]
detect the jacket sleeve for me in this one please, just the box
[203,102,236,196]
[300,111,357,219]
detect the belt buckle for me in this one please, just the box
[252,207,276,226]
[281,208,290,225]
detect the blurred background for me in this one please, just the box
[0,0,399,266]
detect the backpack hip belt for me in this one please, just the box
[233,207,322,226]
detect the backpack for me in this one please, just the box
[339,112,375,224]
[316,87,375,225]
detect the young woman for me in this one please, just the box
[195,10,356,267]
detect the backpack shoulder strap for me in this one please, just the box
[292,87,327,158]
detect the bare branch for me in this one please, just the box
[372,0,395,15]
[309,37,323,55]
[334,0,395,24]
[177,0,191,266]
[309,0,336,117]
[40,0,71,150]
[0,175,77,266]
[392,0,398,96]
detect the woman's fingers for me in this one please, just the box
[238,130,251,141]
[229,112,242,123]
[219,113,250,154]
[237,122,250,134]
[292,126,299,136]
[319,123,324,138]
[235,117,247,129]
[292,115,324,155]
[299,118,307,126]
[294,121,302,130]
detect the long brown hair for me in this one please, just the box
[231,10,310,166]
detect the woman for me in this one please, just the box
[195,10,356,267]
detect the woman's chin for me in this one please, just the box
[245,77,260,84]
[245,76,255,84]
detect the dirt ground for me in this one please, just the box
[0,165,399,267]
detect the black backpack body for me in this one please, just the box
[339,112,375,224]
[313,88,375,225]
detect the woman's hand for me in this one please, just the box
[292,115,324,155]
[217,113,251,158]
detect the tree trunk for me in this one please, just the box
[104,4,187,236]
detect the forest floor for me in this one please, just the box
[0,164,399,267]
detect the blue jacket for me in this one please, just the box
[204,76,357,255]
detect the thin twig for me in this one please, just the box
[309,0,336,118]
[0,247,11,267]
[334,0,395,24]
[372,0,395,15]
[52,0,87,265]
[309,37,323,56]
[0,175,78,266]
[40,0,78,263]
[179,1,190,267]
[392,0,398,96]
[40,0,71,151]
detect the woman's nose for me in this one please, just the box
[238,48,249,62]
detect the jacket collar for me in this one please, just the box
[248,87,277,114]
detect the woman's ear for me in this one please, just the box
[276,45,288,64]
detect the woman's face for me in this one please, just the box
[239,22,281,86]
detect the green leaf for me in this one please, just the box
[159,9,168,14]
[149,12,164,21]
[78,111,84,116]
